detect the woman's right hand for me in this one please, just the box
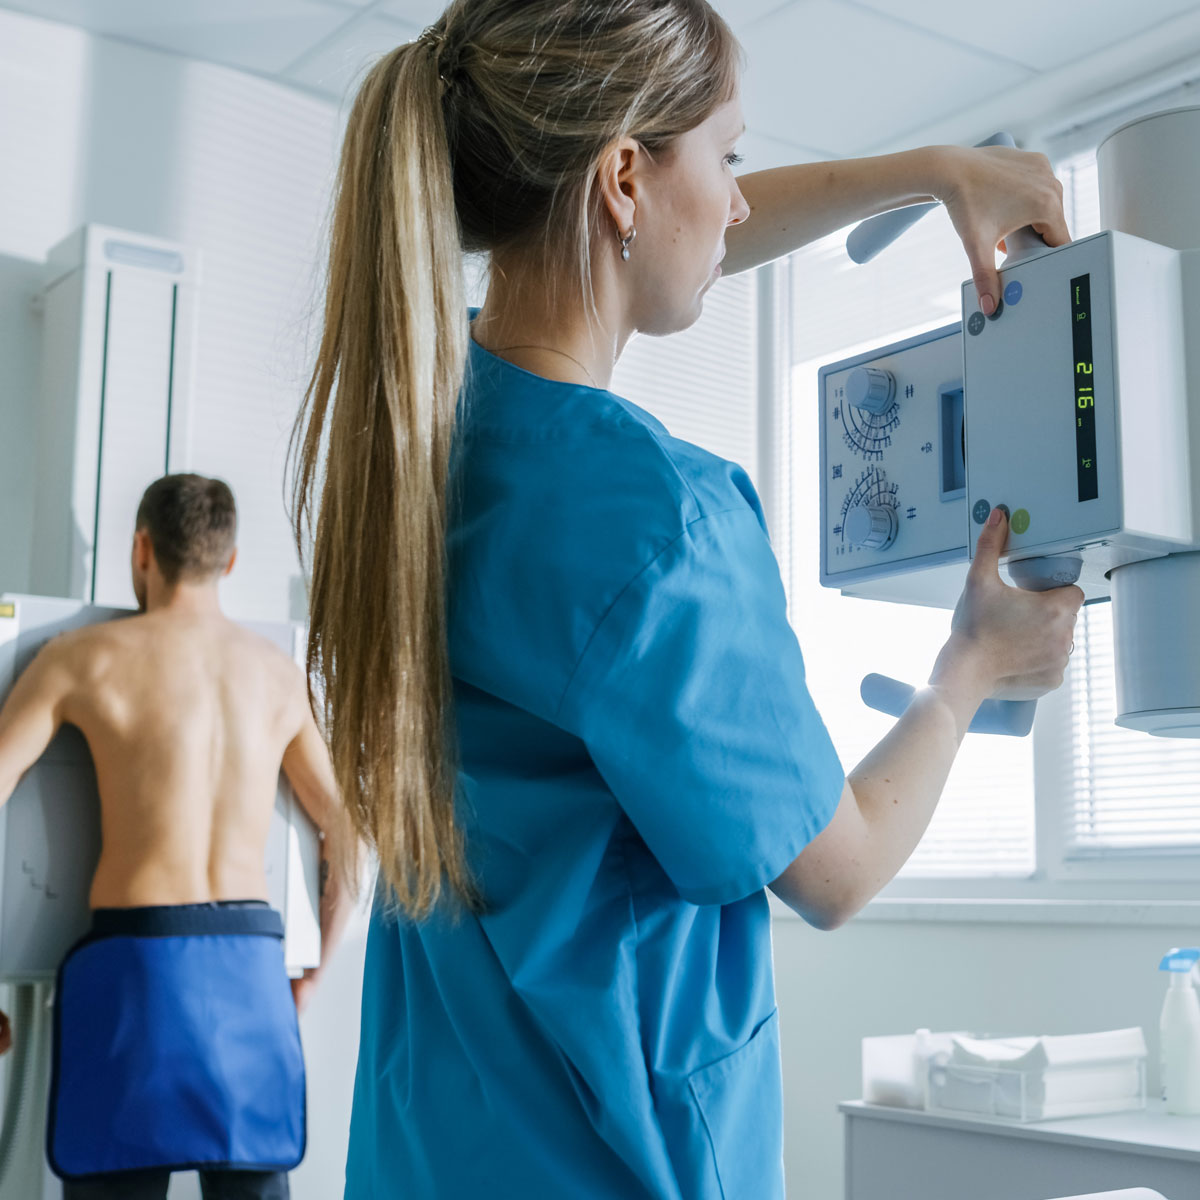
[932,508,1084,701]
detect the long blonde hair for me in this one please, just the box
[291,0,740,918]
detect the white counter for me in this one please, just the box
[840,1099,1200,1200]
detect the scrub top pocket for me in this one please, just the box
[688,1009,784,1200]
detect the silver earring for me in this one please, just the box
[618,226,636,261]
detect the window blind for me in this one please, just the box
[611,270,759,483]
[170,64,338,622]
[1067,601,1200,856]
[787,211,1037,878]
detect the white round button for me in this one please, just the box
[846,367,896,416]
[845,504,898,550]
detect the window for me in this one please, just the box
[1065,602,1200,860]
[786,207,1036,880]
[781,146,1200,902]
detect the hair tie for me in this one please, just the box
[417,24,461,89]
[417,25,445,53]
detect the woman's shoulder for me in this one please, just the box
[461,347,763,531]
[633,418,765,530]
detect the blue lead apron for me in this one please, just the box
[48,902,306,1181]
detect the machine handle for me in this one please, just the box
[846,202,939,264]
[846,132,1046,265]
[860,674,1037,737]
[1001,223,1048,263]
[858,554,1081,736]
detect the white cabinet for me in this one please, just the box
[842,1100,1200,1200]
[32,226,198,607]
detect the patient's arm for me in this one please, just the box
[0,642,72,806]
[281,678,357,1011]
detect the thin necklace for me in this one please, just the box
[491,343,603,390]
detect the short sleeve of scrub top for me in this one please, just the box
[557,503,844,907]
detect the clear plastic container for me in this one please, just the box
[862,1031,959,1109]
[925,1056,1147,1122]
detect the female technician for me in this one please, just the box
[292,2,1082,1196]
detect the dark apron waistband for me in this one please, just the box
[89,900,283,940]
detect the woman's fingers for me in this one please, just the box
[1032,203,1071,249]
[940,145,1070,311]
[951,509,1083,699]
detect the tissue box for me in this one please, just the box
[926,1028,1148,1122]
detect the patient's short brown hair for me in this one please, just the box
[135,474,237,584]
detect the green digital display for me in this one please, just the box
[1071,274,1098,502]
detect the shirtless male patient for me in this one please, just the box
[0,473,352,1200]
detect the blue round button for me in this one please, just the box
[1004,280,1023,306]
[972,499,991,525]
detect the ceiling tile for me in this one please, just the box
[379,0,451,27]
[848,0,1200,72]
[0,0,352,74]
[376,0,803,36]
[739,0,1031,157]
[711,0,796,32]
[286,14,418,100]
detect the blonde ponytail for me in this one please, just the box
[293,1,739,918]
[292,36,470,918]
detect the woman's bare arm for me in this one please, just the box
[770,511,1082,928]
[726,144,1069,314]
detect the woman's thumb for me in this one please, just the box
[969,507,1008,581]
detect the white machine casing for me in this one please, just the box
[31,225,198,610]
[819,105,1200,737]
[0,594,321,982]
[819,323,970,607]
[962,230,1192,596]
[819,232,1193,608]
[1099,107,1200,735]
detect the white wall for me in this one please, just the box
[0,10,367,1197]
[0,7,337,621]
[774,913,1195,1198]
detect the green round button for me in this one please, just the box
[1011,508,1031,535]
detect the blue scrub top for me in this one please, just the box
[345,329,845,1199]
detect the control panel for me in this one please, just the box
[819,323,970,607]
[963,231,1190,586]
[819,231,1194,609]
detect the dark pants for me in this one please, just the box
[63,1168,289,1199]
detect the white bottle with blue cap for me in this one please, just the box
[1159,947,1200,1114]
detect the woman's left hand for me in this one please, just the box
[934,144,1071,316]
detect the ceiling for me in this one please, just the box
[3,0,1200,165]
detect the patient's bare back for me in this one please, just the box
[55,611,306,908]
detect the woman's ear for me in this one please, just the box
[595,137,641,239]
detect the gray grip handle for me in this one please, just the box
[846,203,939,264]
[1003,224,1048,264]
[860,674,1037,737]
[845,131,1029,264]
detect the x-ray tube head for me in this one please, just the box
[1099,106,1200,735]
